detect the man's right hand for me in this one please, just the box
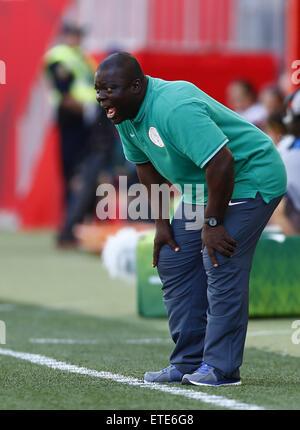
[153,220,180,267]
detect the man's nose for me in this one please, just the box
[96,91,107,103]
[96,93,103,103]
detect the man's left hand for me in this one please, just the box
[201,224,237,268]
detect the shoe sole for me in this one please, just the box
[182,378,242,387]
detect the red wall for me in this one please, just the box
[0,0,70,218]
[147,0,235,49]
[135,52,277,105]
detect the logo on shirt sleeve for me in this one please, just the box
[148,127,165,148]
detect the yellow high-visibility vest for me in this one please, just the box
[44,44,97,105]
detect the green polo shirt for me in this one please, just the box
[116,76,287,204]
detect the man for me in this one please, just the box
[44,22,98,246]
[227,79,267,128]
[270,88,300,235]
[94,52,287,386]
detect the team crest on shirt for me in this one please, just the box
[148,127,165,148]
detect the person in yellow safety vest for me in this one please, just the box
[44,22,100,246]
[44,23,97,112]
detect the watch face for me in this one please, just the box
[209,217,218,227]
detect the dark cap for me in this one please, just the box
[61,22,87,36]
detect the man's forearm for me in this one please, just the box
[136,162,170,223]
[202,147,237,266]
[136,162,179,267]
[205,147,235,222]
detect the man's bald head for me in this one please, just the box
[97,52,145,82]
[94,52,148,124]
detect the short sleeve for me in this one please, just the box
[167,101,229,168]
[117,127,149,164]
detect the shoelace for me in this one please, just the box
[161,365,174,373]
[195,363,213,374]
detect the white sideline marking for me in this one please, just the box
[0,304,15,312]
[126,331,292,343]
[29,337,172,345]
[0,347,264,410]
[29,330,292,346]
[125,338,171,344]
[247,330,291,337]
[30,338,99,344]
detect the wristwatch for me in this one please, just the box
[204,217,222,227]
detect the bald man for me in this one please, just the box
[94,52,286,386]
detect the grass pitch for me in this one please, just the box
[0,231,300,410]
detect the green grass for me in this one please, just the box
[0,231,300,410]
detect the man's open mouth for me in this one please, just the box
[106,107,117,119]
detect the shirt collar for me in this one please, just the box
[132,75,152,124]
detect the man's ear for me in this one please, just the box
[131,78,142,94]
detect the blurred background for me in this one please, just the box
[0,0,299,240]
